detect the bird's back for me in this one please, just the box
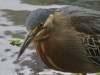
[56,6,100,66]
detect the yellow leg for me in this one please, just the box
[77,73,87,75]
[71,73,87,75]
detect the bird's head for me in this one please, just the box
[17,8,54,59]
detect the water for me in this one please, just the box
[0,0,100,75]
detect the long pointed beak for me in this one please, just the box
[17,26,47,60]
[17,31,35,60]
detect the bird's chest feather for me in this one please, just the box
[33,34,89,72]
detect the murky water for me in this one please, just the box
[0,0,100,75]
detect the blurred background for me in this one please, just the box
[0,0,100,75]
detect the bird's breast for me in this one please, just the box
[33,39,62,71]
[33,35,90,72]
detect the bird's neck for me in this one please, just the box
[33,29,49,41]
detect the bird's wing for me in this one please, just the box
[71,16,100,65]
[57,6,100,65]
[56,6,100,34]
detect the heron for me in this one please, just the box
[17,6,100,75]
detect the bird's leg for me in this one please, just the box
[82,73,87,75]
[77,73,87,75]
[71,73,87,75]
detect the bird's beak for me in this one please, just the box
[17,31,35,60]
[17,26,46,60]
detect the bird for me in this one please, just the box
[17,6,100,75]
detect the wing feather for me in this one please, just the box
[56,6,100,34]
[57,6,100,65]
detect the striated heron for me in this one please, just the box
[17,6,100,75]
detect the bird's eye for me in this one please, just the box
[39,22,43,28]
[39,24,43,27]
